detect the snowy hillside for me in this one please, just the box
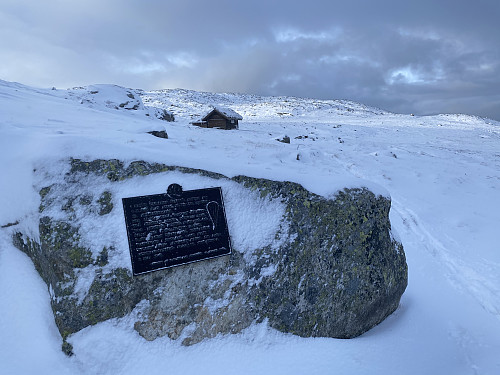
[1,79,499,374]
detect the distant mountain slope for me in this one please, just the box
[139,88,391,122]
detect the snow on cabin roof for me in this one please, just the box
[203,106,243,121]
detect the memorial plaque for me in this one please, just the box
[122,184,232,275]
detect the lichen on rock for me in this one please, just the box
[97,191,113,215]
[13,158,407,352]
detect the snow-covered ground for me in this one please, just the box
[0,79,499,374]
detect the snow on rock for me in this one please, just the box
[12,158,406,353]
[64,84,174,122]
[66,84,146,111]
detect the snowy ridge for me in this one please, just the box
[141,87,500,127]
[141,87,392,122]
[0,79,499,374]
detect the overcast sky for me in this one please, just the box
[1,0,499,120]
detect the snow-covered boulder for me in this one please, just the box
[66,84,174,121]
[13,159,407,354]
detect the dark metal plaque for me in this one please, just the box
[122,184,231,275]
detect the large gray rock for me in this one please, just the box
[14,158,407,354]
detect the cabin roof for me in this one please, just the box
[202,106,243,121]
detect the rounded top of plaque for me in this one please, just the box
[167,183,183,196]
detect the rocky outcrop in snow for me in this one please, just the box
[66,84,175,121]
[13,159,407,354]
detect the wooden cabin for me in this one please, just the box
[192,107,242,130]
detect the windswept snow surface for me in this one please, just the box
[0,80,499,374]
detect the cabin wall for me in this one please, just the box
[206,113,238,129]
[207,114,227,129]
[229,119,239,129]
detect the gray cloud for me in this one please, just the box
[1,0,499,120]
